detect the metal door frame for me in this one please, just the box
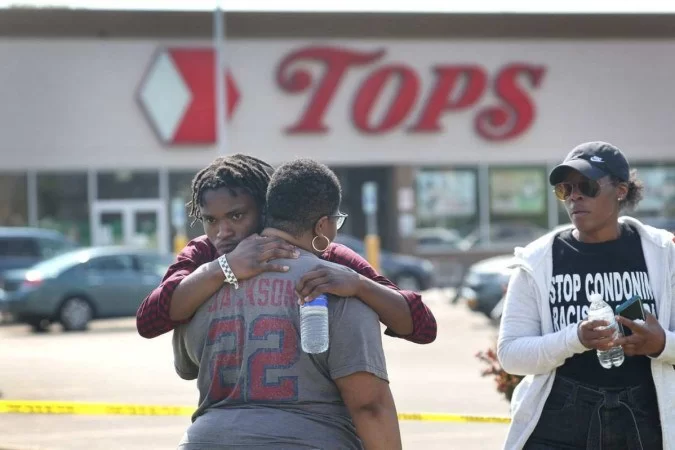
[91,199,169,254]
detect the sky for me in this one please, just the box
[2,0,675,14]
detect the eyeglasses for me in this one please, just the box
[554,180,611,201]
[329,212,348,230]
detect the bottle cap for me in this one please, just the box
[304,294,328,307]
[589,293,604,303]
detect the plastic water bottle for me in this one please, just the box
[300,294,329,354]
[587,293,624,369]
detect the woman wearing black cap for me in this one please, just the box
[497,141,675,449]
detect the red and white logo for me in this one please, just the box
[138,48,240,145]
[139,45,545,146]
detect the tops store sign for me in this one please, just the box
[138,45,546,146]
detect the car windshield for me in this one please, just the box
[30,249,91,276]
[137,253,175,276]
[41,237,78,259]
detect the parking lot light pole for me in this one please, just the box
[213,1,227,156]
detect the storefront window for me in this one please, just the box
[0,173,28,226]
[168,171,202,251]
[487,167,548,250]
[331,166,392,245]
[633,165,675,215]
[415,168,478,251]
[37,173,90,245]
[97,171,159,199]
[633,165,675,230]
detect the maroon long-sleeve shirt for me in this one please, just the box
[136,235,437,344]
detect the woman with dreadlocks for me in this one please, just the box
[136,154,437,345]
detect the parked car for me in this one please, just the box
[640,215,675,232]
[456,254,515,317]
[0,227,77,276]
[414,227,463,252]
[490,293,506,324]
[457,222,549,252]
[334,234,436,291]
[0,246,174,332]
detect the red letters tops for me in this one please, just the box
[276,45,545,140]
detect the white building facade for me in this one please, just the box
[1,9,674,266]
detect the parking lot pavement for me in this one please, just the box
[0,288,510,449]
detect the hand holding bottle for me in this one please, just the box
[577,319,617,351]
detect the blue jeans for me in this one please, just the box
[524,375,662,450]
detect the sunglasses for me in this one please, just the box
[329,212,348,230]
[554,180,611,201]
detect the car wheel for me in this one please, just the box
[59,297,93,331]
[394,273,422,291]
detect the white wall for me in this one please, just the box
[1,39,674,170]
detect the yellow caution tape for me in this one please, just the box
[396,412,510,424]
[0,400,193,417]
[0,400,511,424]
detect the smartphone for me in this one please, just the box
[615,295,646,337]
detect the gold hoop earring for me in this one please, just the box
[312,235,331,253]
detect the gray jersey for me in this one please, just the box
[173,250,388,450]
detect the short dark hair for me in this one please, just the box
[187,154,274,223]
[612,168,644,212]
[265,159,341,237]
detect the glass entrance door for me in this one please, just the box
[92,200,169,254]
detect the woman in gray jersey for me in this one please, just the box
[173,158,401,450]
[498,141,675,449]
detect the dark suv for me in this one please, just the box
[334,234,436,291]
[0,227,77,276]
